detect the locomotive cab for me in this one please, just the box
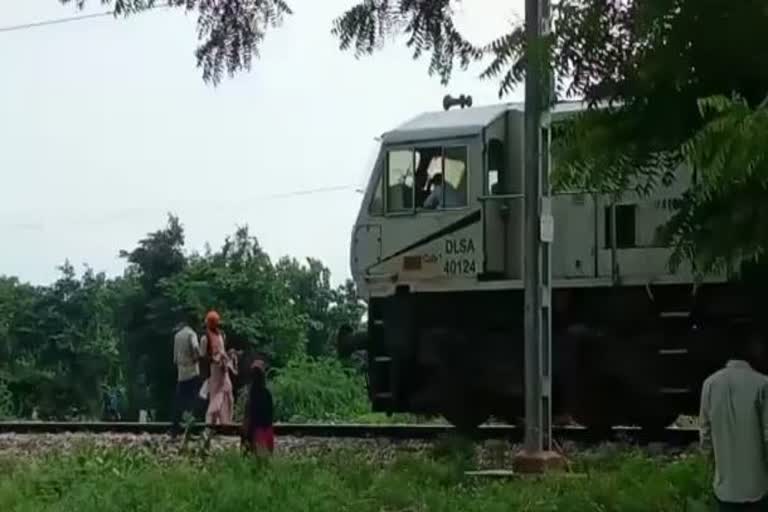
[351,108,489,295]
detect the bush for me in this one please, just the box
[270,356,369,422]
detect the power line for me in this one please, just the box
[0,5,169,34]
[0,183,360,230]
[256,184,358,200]
[0,12,112,33]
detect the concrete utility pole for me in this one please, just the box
[513,0,564,473]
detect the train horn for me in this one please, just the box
[443,94,473,111]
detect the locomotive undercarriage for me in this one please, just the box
[341,283,751,432]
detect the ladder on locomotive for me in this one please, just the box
[368,303,395,409]
[646,282,698,398]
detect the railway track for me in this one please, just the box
[0,421,700,446]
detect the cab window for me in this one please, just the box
[440,147,468,209]
[385,145,469,213]
[487,139,504,195]
[386,149,415,212]
[369,174,383,215]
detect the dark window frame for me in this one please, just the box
[604,204,637,249]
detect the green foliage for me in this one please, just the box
[161,227,308,366]
[0,265,122,419]
[661,95,768,273]
[685,96,768,194]
[478,28,527,98]
[275,257,365,358]
[548,3,768,273]
[270,356,369,422]
[117,214,187,418]
[0,214,366,420]
[0,448,714,512]
[551,106,681,197]
[332,0,481,85]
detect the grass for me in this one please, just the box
[0,443,714,512]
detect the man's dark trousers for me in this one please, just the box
[171,376,202,436]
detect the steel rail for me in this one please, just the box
[0,421,699,446]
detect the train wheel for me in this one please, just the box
[440,391,491,434]
[569,376,628,434]
[423,328,491,434]
[634,412,679,432]
[571,413,620,436]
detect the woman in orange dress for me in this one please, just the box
[201,311,236,425]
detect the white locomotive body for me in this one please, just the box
[342,101,747,431]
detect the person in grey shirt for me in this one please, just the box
[700,330,768,511]
[171,309,202,437]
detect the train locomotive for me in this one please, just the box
[338,98,750,432]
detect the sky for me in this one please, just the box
[0,0,524,286]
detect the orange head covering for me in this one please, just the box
[205,310,223,354]
[205,310,220,331]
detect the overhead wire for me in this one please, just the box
[0,4,170,34]
[252,184,358,200]
[0,183,361,230]
[0,12,113,33]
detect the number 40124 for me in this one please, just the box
[443,259,476,275]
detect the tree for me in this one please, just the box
[332,0,481,85]
[0,276,44,416]
[0,265,121,419]
[118,214,187,418]
[661,95,768,273]
[548,1,768,274]
[162,226,308,368]
[275,257,365,357]
[275,257,336,357]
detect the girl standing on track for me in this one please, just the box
[242,360,274,455]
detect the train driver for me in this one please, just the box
[423,173,462,209]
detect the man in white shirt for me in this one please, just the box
[423,173,463,209]
[171,310,201,436]
[700,330,768,511]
